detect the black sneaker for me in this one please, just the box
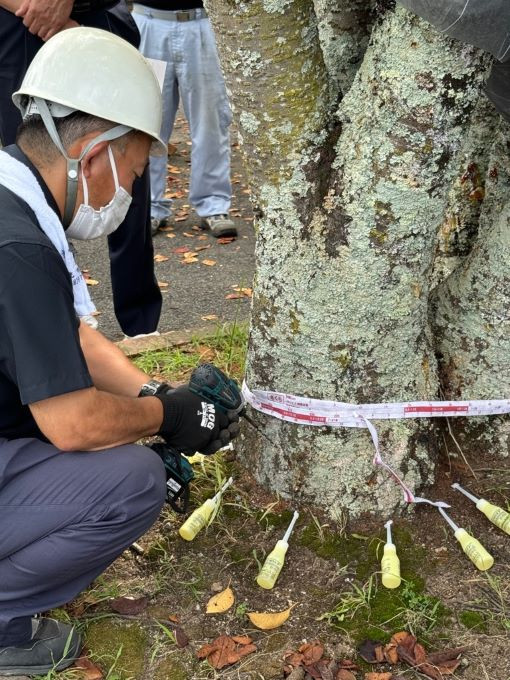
[200,214,238,238]
[0,618,82,676]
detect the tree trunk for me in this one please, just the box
[207,1,489,517]
[433,119,510,460]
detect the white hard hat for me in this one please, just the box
[12,27,165,225]
[13,26,165,155]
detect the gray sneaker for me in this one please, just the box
[151,217,168,237]
[0,618,82,676]
[200,214,238,238]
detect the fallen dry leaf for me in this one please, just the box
[206,586,234,614]
[217,236,236,244]
[300,641,324,666]
[85,278,99,286]
[197,634,256,670]
[225,293,244,300]
[232,286,252,297]
[336,670,356,680]
[174,216,187,222]
[194,244,211,251]
[73,654,103,679]
[202,259,216,266]
[358,639,384,664]
[109,596,148,615]
[166,232,177,238]
[173,246,190,254]
[174,626,189,648]
[157,281,169,288]
[168,165,181,174]
[384,642,398,664]
[247,606,292,630]
[154,253,169,262]
[364,673,392,680]
[168,614,180,623]
[183,232,195,237]
[201,315,218,321]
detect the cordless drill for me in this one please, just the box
[150,364,244,513]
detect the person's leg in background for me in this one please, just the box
[132,6,180,236]
[108,166,162,335]
[178,14,236,237]
[82,2,163,335]
[0,436,165,665]
[0,11,42,146]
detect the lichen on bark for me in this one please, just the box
[207,1,491,517]
[433,118,510,459]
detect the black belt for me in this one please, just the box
[72,0,118,14]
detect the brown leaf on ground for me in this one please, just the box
[85,277,99,286]
[218,236,236,244]
[173,246,190,253]
[364,673,393,680]
[299,641,324,666]
[384,642,398,664]
[202,259,216,266]
[196,634,256,670]
[168,165,181,174]
[225,293,244,299]
[168,614,179,623]
[109,596,148,615]
[154,253,169,262]
[166,232,177,238]
[426,648,466,666]
[391,631,416,653]
[414,643,427,665]
[201,314,218,321]
[358,640,384,664]
[338,660,358,670]
[73,654,104,679]
[183,232,195,237]
[174,216,187,222]
[194,244,211,251]
[174,626,189,648]
[157,281,169,288]
[336,669,356,680]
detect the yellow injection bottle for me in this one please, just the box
[452,482,510,536]
[257,511,299,590]
[179,477,233,541]
[381,519,401,589]
[438,506,494,571]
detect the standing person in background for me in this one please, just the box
[132,1,238,238]
[0,0,163,338]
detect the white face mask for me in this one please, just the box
[66,145,132,240]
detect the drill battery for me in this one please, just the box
[149,443,194,513]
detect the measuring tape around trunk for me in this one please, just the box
[242,382,510,507]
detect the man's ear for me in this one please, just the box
[68,137,109,179]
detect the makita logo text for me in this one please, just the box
[198,402,215,430]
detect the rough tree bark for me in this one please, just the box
[206,1,496,517]
[433,119,510,460]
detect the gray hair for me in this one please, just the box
[16,112,134,165]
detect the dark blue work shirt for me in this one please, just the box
[0,145,93,440]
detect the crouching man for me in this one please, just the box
[0,28,239,675]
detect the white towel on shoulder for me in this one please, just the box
[0,149,96,319]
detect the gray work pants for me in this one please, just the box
[0,437,166,646]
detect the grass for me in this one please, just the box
[319,575,446,641]
[133,321,248,383]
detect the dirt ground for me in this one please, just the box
[55,436,509,680]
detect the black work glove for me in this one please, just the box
[155,386,240,455]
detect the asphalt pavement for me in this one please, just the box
[73,114,255,340]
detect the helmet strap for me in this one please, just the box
[33,97,132,227]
